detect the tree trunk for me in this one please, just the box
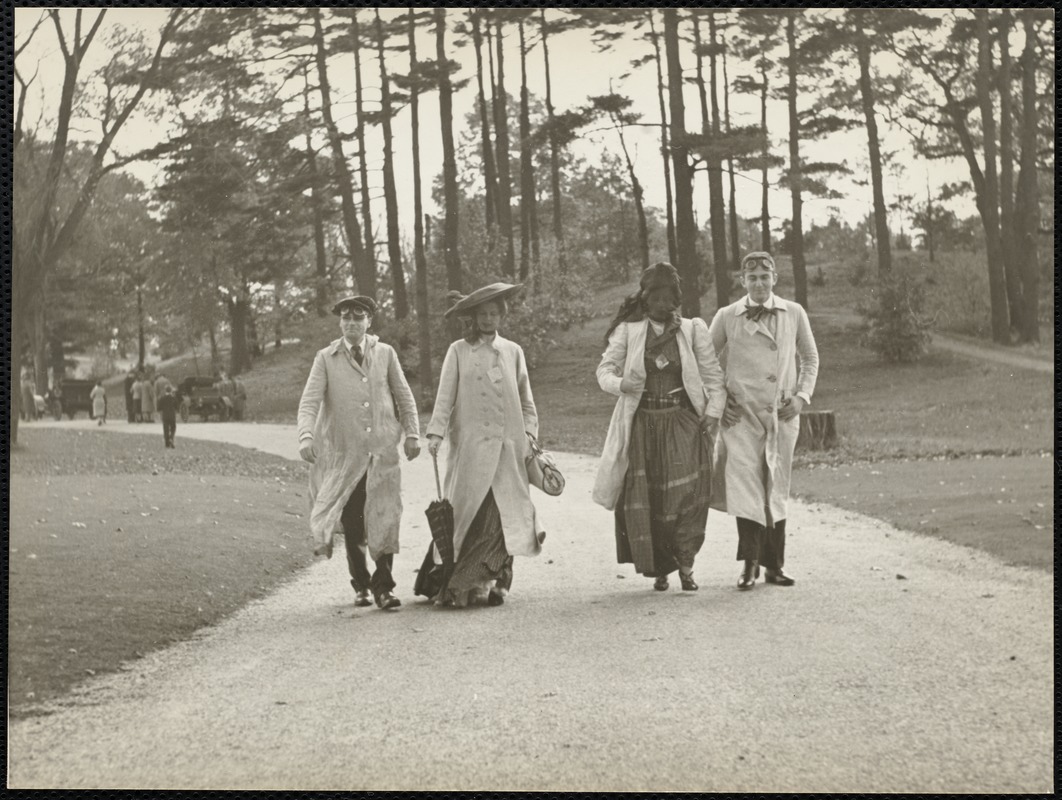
[518,20,532,283]
[409,11,433,407]
[470,11,498,238]
[785,12,808,309]
[613,113,651,271]
[247,304,262,359]
[759,59,772,252]
[707,13,730,309]
[663,9,701,319]
[854,12,891,277]
[723,40,741,272]
[493,18,516,278]
[226,294,251,376]
[435,9,462,311]
[925,174,936,263]
[302,67,329,316]
[997,8,1023,333]
[274,285,283,348]
[351,11,377,292]
[374,9,409,319]
[649,11,677,266]
[540,8,565,274]
[797,410,838,450]
[136,277,146,369]
[208,322,220,371]
[312,9,373,298]
[975,10,1010,343]
[1014,10,1040,344]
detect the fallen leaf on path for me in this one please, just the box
[72,522,87,528]
[896,574,907,580]
[980,593,995,599]
[870,566,883,571]
[616,574,625,579]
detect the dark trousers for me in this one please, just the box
[736,517,786,571]
[126,396,136,423]
[341,475,395,595]
[161,413,176,446]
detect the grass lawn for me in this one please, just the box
[8,428,315,718]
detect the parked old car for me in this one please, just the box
[50,379,97,420]
[177,376,230,422]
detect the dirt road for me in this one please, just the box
[8,421,1053,791]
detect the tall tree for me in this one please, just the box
[540,8,567,273]
[406,9,433,404]
[649,10,678,265]
[975,9,1009,342]
[663,9,701,317]
[435,9,463,306]
[373,9,409,319]
[492,15,516,277]
[12,8,188,443]
[722,28,741,272]
[310,8,373,299]
[784,10,809,308]
[349,11,377,288]
[468,10,498,239]
[997,9,1022,331]
[517,17,537,283]
[301,65,330,316]
[1014,9,1042,343]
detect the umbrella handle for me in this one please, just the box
[432,451,442,500]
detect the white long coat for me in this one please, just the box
[592,317,727,510]
[296,335,420,560]
[426,335,543,560]
[708,295,819,527]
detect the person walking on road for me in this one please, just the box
[91,381,107,425]
[131,375,143,423]
[157,384,179,448]
[424,283,545,608]
[708,251,819,590]
[297,295,421,611]
[124,370,136,423]
[592,263,726,592]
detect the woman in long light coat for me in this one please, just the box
[90,381,107,425]
[140,373,156,423]
[423,283,544,608]
[593,263,726,592]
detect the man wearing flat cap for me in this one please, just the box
[297,295,421,610]
[708,252,819,591]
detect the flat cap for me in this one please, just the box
[331,295,378,316]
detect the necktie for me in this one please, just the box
[352,345,363,366]
[745,303,778,324]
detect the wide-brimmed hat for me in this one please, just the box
[444,282,525,319]
[331,295,378,317]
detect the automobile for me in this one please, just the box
[50,378,96,420]
[177,376,230,422]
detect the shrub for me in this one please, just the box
[858,268,934,363]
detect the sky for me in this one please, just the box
[15,7,980,254]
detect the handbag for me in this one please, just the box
[525,434,565,496]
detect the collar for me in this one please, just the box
[470,333,502,352]
[738,294,782,315]
[330,334,376,355]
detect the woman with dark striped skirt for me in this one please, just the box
[592,263,726,591]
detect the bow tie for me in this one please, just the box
[745,303,778,323]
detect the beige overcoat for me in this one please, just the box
[708,295,819,527]
[426,335,544,560]
[296,335,419,560]
[592,317,727,510]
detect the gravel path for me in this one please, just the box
[8,420,1053,792]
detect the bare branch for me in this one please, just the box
[15,11,47,58]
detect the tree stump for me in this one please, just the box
[797,410,838,450]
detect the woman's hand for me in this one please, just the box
[299,440,316,463]
[778,395,805,421]
[427,434,443,456]
[721,394,742,429]
[700,414,719,438]
[619,376,640,394]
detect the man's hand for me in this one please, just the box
[778,395,805,421]
[299,440,316,463]
[404,437,421,461]
[427,434,443,456]
[721,394,742,428]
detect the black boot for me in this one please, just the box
[738,560,758,590]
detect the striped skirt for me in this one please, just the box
[615,405,712,577]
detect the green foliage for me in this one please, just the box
[858,267,933,362]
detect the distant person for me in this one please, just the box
[131,375,143,422]
[20,374,36,422]
[232,375,247,421]
[157,384,179,448]
[297,295,421,611]
[139,371,156,423]
[592,263,725,593]
[424,282,545,608]
[124,371,137,423]
[215,371,235,420]
[90,381,107,426]
[708,251,819,590]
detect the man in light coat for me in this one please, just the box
[297,295,421,610]
[709,251,819,590]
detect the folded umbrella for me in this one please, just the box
[413,452,455,600]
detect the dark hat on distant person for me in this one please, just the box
[444,282,525,319]
[639,262,681,296]
[331,295,378,317]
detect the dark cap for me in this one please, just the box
[331,295,378,317]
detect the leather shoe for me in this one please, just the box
[353,589,373,607]
[737,560,759,590]
[487,588,505,606]
[653,575,669,591]
[679,571,698,591]
[764,568,795,586]
[374,590,401,610]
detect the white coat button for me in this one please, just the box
[362,377,368,383]
[363,401,370,408]
[365,426,372,432]
[767,375,777,382]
